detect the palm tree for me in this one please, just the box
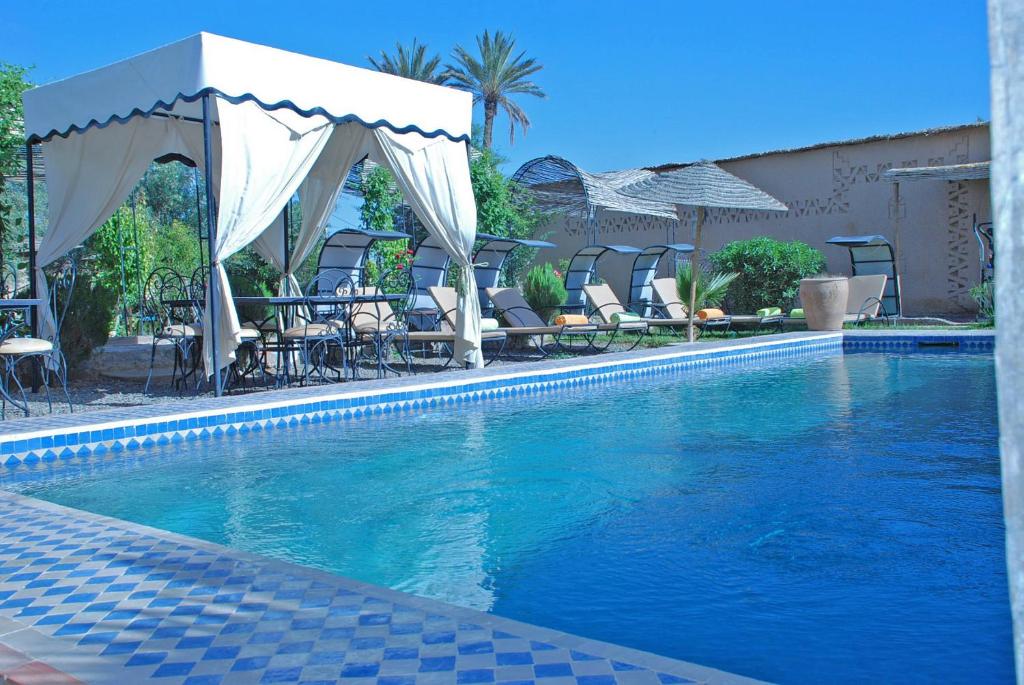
[445,30,545,149]
[368,39,449,85]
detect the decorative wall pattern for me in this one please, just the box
[946,180,974,300]
[539,129,988,314]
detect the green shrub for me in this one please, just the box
[709,237,825,312]
[522,263,566,324]
[675,262,738,311]
[60,266,118,377]
[970,279,995,321]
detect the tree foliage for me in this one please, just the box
[368,39,449,85]
[445,30,545,148]
[0,63,32,266]
[709,237,825,312]
[470,148,544,286]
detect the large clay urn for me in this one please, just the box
[799,277,849,331]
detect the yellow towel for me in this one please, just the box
[756,307,782,317]
[697,308,726,321]
[554,314,590,326]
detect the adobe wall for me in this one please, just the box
[536,124,991,316]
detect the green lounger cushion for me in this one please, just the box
[789,308,805,319]
[757,307,782,317]
[611,311,642,324]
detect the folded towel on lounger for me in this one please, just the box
[756,307,782,317]
[789,308,805,319]
[480,317,499,332]
[611,312,642,324]
[697,308,726,320]
[554,314,590,326]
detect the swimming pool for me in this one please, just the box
[1,350,1008,684]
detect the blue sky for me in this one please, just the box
[5,0,990,175]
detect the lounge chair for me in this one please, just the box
[843,274,888,324]
[483,286,644,353]
[352,287,506,371]
[648,277,784,333]
[784,275,888,327]
[584,282,687,329]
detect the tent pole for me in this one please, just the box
[686,206,704,343]
[202,93,222,397]
[283,201,291,282]
[25,142,37,339]
[26,141,40,393]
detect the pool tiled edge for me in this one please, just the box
[0,332,843,467]
[0,329,997,685]
[0,491,765,685]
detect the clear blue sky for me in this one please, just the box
[4,0,990,175]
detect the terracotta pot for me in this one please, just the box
[799,277,849,331]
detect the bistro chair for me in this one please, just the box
[0,260,76,417]
[348,267,415,378]
[143,267,203,394]
[188,268,267,393]
[282,268,356,384]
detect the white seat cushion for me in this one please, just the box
[282,321,345,339]
[238,327,261,340]
[163,323,202,337]
[0,337,53,355]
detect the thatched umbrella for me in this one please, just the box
[619,161,788,341]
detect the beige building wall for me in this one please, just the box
[535,123,991,316]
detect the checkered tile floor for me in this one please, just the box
[0,493,758,685]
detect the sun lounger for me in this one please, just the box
[482,287,639,353]
[648,278,783,333]
[783,274,888,327]
[354,287,506,369]
[844,274,888,324]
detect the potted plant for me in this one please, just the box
[799,274,848,330]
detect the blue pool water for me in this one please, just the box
[2,351,1008,684]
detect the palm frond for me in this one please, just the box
[675,263,738,311]
[368,39,449,85]
[445,29,546,147]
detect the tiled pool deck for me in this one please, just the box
[0,329,994,684]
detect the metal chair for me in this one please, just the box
[0,260,76,417]
[282,269,356,384]
[143,267,202,394]
[188,268,268,393]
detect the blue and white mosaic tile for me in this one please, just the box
[0,334,842,467]
[0,493,758,684]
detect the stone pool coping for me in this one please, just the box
[0,329,995,684]
[0,491,766,685]
[0,332,844,465]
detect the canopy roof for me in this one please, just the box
[23,32,472,144]
[511,156,677,219]
[618,160,788,211]
[881,161,990,183]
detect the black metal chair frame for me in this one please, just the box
[143,267,204,395]
[289,269,357,385]
[0,260,76,418]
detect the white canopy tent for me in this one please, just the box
[22,32,484,395]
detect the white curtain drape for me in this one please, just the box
[36,117,195,341]
[202,98,333,376]
[251,123,371,296]
[370,128,482,367]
